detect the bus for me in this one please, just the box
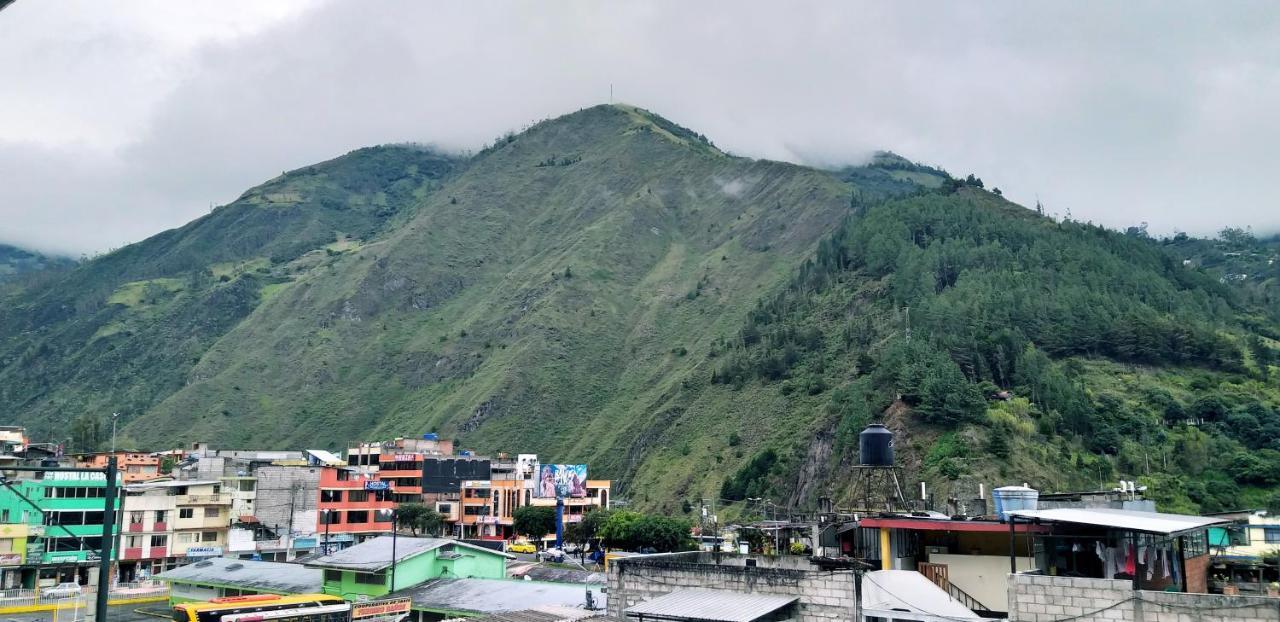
[172,594,349,622]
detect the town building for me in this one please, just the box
[119,480,178,581]
[306,536,510,600]
[0,470,120,589]
[156,556,323,604]
[169,480,233,563]
[251,464,323,560]
[0,523,31,589]
[317,466,396,551]
[846,513,1041,615]
[74,451,166,483]
[391,578,605,621]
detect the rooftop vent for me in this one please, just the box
[226,563,244,571]
[194,561,214,568]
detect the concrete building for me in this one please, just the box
[605,552,856,622]
[253,464,323,560]
[169,480,232,561]
[0,470,120,589]
[306,536,510,600]
[317,466,395,551]
[74,451,165,483]
[119,480,178,580]
[1008,573,1280,622]
[0,523,31,589]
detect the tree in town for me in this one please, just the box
[513,506,557,540]
[396,503,444,536]
[70,414,101,453]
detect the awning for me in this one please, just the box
[624,589,796,622]
[1006,508,1228,536]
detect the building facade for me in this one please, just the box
[317,467,395,552]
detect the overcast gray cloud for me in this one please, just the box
[2,1,1278,255]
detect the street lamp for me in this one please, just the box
[110,412,120,454]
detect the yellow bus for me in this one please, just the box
[172,594,348,622]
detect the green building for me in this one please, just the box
[305,537,510,600]
[0,472,120,588]
[156,557,324,605]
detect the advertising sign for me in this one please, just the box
[351,598,411,622]
[186,546,223,557]
[0,553,21,566]
[535,464,588,499]
[363,480,391,491]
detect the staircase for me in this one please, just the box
[918,562,995,614]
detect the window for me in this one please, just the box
[155,510,167,523]
[130,512,144,524]
[1183,531,1209,557]
[179,508,194,519]
[201,532,218,542]
[373,489,391,502]
[239,481,255,492]
[150,535,168,547]
[1264,527,1280,544]
[324,569,342,582]
[464,506,489,516]
[180,533,197,543]
[437,504,452,514]
[353,571,386,585]
[347,490,368,503]
[126,536,142,548]
[335,470,351,481]
[204,508,220,518]
[321,490,343,503]
[320,510,341,525]
[374,509,394,523]
[347,511,369,524]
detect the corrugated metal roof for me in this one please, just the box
[860,570,982,619]
[390,578,604,614]
[1006,508,1229,535]
[156,557,323,594]
[305,449,346,466]
[624,589,796,622]
[306,537,510,572]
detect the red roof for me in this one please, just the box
[858,517,1046,533]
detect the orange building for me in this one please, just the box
[74,451,165,483]
[316,467,395,551]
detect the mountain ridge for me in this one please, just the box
[3,104,1276,516]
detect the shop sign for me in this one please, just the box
[363,481,390,491]
[0,553,21,566]
[186,546,223,557]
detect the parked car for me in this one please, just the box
[43,583,82,599]
[542,548,566,563]
[563,543,581,554]
[508,542,537,554]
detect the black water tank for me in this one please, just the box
[859,424,894,466]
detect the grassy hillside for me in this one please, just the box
[3,104,1276,516]
[0,145,460,444]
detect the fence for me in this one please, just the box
[0,581,169,613]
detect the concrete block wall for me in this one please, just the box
[607,554,855,622]
[253,466,320,534]
[1009,573,1280,621]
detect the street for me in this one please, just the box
[0,603,166,622]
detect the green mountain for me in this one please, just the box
[3,105,1277,516]
[0,244,74,282]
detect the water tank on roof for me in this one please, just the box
[858,424,894,466]
[993,485,1039,522]
[423,433,439,441]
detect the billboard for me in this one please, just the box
[422,458,491,493]
[535,464,588,499]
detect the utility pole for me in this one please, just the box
[389,509,398,593]
[110,413,119,454]
[97,457,118,621]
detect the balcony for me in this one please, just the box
[122,547,142,560]
[153,522,168,532]
[176,493,232,506]
[128,523,144,533]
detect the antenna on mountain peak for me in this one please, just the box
[610,83,613,104]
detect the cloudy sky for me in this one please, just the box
[2,1,1278,255]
